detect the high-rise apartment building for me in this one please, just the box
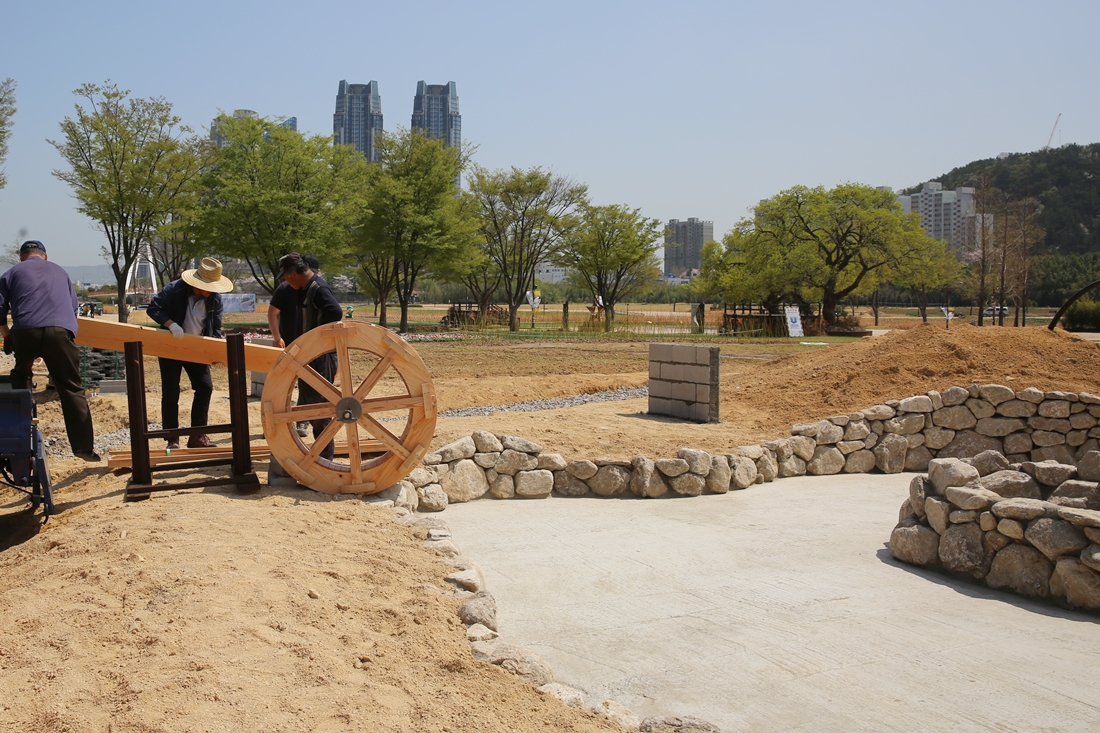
[334,80,383,162]
[898,181,977,250]
[664,218,713,277]
[210,109,297,148]
[411,81,461,148]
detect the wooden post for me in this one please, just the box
[124,341,152,488]
[562,301,569,331]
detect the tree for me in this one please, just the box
[196,113,368,294]
[696,221,794,312]
[50,82,204,323]
[965,177,1000,325]
[555,204,662,331]
[889,238,964,321]
[354,129,479,332]
[708,184,930,325]
[468,166,588,331]
[0,78,15,194]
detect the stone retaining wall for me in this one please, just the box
[891,454,1100,613]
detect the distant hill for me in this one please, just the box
[62,264,116,287]
[902,143,1100,256]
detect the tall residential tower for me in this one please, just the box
[664,218,713,277]
[411,81,461,148]
[334,80,383,162]
[898,181,977,251]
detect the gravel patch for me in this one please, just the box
[437,386,648,419]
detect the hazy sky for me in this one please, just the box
[1,0,1097,267]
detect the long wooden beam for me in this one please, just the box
[75,317,282,372]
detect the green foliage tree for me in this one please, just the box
[696,222,794,312]
[354,129,479,332]
[0,78,15,194]
[555,204,662,331]
[50,82,205,323]
[196,113,368,294]
[889,238,964,321]
[468,166,588,331]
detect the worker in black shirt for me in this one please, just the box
[277,252,343,460]
[268,255,324,437]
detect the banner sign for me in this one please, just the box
[785,306,804,338]
[221,293,256,313]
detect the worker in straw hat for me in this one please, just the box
[147,257,234,450]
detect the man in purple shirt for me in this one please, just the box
[0,240,98,461]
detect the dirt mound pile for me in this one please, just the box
[721,323,1100,434]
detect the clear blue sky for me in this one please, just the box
[1,0,1097,267]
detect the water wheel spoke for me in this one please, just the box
[345,423,363,484]
[270,404,336,423]
[360,394,419,413]
[353,351,396,401]
[358,413,411,460]
[286,359,342,404]
[299,419,344,469]
[335,331,353,398]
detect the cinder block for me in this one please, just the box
[648,379,671,399]
[672,344,697,364]
[251,371,268,384]
[698,345,720,366]
[648,396,671,415]
[691,402,713,423]
[649,343,675,363]
[672,382,696,402]
[98,379,127,394]
[696,384,711,403]
[684,364,711,384]
[649,361,661,379]
[661,363,684,382]
[252,382,265,398]
[669,400,690,419]
[251,337,275,347]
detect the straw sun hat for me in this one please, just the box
[181,257,234,294]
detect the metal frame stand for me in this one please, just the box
[123,333,259,501]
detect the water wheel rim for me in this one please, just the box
[260,321,436,494]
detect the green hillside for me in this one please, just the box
[902,143,1100,255]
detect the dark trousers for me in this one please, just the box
[297,352,337,461]
[10,326,95,454]
[158,357,213,440]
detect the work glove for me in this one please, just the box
[2,335,11,355]
[168,323,185,340]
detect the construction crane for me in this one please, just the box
[1044,113,1062,149]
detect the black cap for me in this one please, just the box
[19,240,46,254]
[278,252,303,274]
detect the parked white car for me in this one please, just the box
[982,306,1010,317]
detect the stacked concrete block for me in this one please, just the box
[647,343,719,423]
[250,337,274,398]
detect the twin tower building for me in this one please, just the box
[333,80,461,163]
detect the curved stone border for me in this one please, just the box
[393,384,1100,515]
[891,453,1100,613]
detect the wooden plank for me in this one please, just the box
[106,439,387,469]
[75,317,283,373]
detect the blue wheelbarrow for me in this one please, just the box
[0,390,54,518]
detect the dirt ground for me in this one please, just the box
[2,323,1099,732]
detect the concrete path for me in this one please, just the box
[442,473,1100,732]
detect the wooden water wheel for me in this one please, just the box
[260,321,436,494]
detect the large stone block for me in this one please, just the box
[909,475,928,520]
[588,465,631,497]
[926,497,951,535]
[937,430,1003,459]
[1021,461,1076,487]
[980,470,1041,499]
[677,448,712,475]
[1025,518,1089,561]
[843,450,877,474]
[669,472,706,496]
[807,446,846,475]
[514,469,554,498]
[928,457,980,494]
[472,430,504,453]
[939,522,991,578]
[899,395,934,413]
[1031,445,1078,466]
[554,469,590,497]
[885,413,927,435]
[706,455,731,494]
[777,455,807,478]
[985,544,1052,598]
[923,427,956,450]
[996,399,1038,418]
[978,384,1016,405]
[1050,558,1100,611]
[1004,432,1034,455]
[494,449,539,475]
[945,485,1002,511]
[843,420,871,441]
[1039,400,1072,418]
[1050,480,1100,511]
[501,435,543,453]
[728,455,758,489]
[873,433,908,474]
[1077,451,1100,482]
[756,452,778,482]
[941,386,970,406]
[439,459,489,503]
[904,445,933,472]
[933,406,978,431]
[630,455,667,498]
[975,417,1027,437]
[991,498,1056,521]
[789,435,816,462]
[890,521,941,567]
[437,436,477,462]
